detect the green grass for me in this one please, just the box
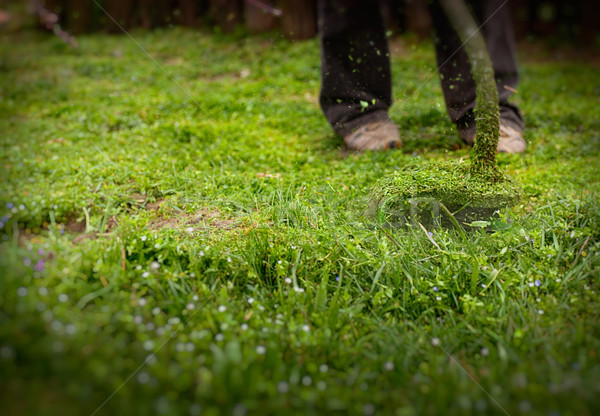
[1,27,599,416]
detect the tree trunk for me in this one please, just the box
[209,0,243,32]
[245,0,278,33]
[404,0,432,38]
[280,0,316,40]
[178,0,202,27]
[66,0,91,34]
[104,0,135,32]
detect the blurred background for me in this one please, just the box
[0,0,599,45]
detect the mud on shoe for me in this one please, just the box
[344,119,402,152]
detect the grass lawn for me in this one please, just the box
[1,26,599,416]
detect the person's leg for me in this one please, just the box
[429,0,525,149]
[318,0,400,150]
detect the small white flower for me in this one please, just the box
[302,324,310,332]
[186,227,194,234]
[192,294,199,301]
[538,309,544,315]
[436,296,442,301]
[247,297,255,304]
[555,278,561,283]
[277,260,282,264]
[142,271,150,278]
[293,286,305,293]
[150,261,160,271]
[58,293,68,303]
[1,346,15,359]
[143,340,155,351]
[431,337,441,347]
[284,278,292,284]
[241,323,249,331]
[133,315,143,324]
[215,333,224,341]
[17,287,28,297]
[528,282,534,287]
[137,372,150,384]
[138,298,147,306]
[363,403,375,416]
[319,364,328,373]
[277,381,289,393]
[186,302,195,310]
[227,257,232,263]
[302,375,312,386]
[140,236,147,241]
[189,404,202,416]
[152,307,161,315]
[38,287,48,296]
[481,347,490,356]
[256,345,266,355]
[199,251,204,257]
[384,361,394,371]
[136,265,142,270]
[218,305,227,312]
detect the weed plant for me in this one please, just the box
[0,27,599,416]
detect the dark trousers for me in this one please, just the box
[318,0,524,139]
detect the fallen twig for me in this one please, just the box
[30,0,77,48]
[245,0,283,17]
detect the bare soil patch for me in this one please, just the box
[149,207,237,231]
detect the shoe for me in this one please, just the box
[343,119,402,151]
[497,124,527,153]
[458,123,526,154]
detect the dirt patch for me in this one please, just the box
[125,193,166,211]
[145,199,166,211]
[64,216,86,233]
[149,207,237,231]
[389,37,415,58]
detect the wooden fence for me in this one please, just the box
[35,0,599,43]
